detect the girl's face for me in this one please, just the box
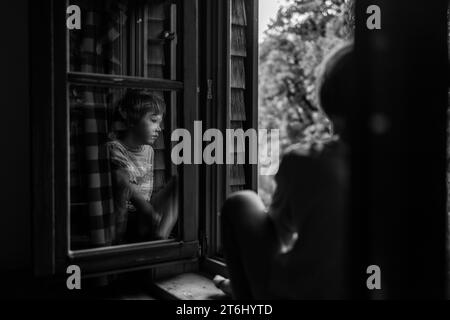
[133,112,163,145]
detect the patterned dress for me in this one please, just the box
[107,140,155,210]
[107,139,158,243]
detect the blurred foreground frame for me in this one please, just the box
[350,0,449,299]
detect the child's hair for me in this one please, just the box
[315,42,354,118]
[117,89,166,127]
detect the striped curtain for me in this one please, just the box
[70,0,129,248]
[70,0,172,248]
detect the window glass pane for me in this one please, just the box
[69,84,179,250]
[69,0,178,80]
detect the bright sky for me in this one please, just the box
[259,0,283,41]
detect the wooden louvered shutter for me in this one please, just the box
[203,0,258,258]
[226,0,258,196]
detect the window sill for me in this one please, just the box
[68,240,199,276]
[151,272,229,300]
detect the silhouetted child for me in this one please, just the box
[218,43,354,299]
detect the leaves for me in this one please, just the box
[258,0,354,206]
[259,0,354,145]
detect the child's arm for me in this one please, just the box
[112,168,158,219]
[129,187,157,216]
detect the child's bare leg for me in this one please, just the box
[221,190,278,299]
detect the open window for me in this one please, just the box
[201,0,259,274]
[31,0,259,283]
[32,0,200,276]
[69,0,181,250]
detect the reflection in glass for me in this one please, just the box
[69,86,178,250]
[69,0,177,79]
[68,0,179,250]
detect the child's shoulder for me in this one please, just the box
[143,144,154,156]
[107,140,137,166]
[107,139,127,154]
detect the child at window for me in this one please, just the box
[107,90,177,244]
[217,43,354,299]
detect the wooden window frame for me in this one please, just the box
[200,0,259,275]
[31,0,200,277]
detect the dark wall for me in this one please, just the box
[0,0,31,273]
[355,0,448,298]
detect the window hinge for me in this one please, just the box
[207,79,213,100]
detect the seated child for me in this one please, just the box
[217,43,354,299]
[107,90,177,244]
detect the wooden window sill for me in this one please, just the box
[151,272,229,300]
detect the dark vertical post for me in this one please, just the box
[54,0,69,272]
[355,0,448,298]
[31,0,55,276]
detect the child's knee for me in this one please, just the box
[221,190,265,222]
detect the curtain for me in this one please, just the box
[70,0,129,248]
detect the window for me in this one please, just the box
[32,0,200,276]
[32,0,259,278]
[201,0,258,269]
[68,0,181,250]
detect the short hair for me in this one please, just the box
[316,42,355,118]
[117,89,166,127]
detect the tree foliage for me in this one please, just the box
[259,0,354,148]
[258,0,354,206]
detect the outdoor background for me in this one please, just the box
[258,0,355,206]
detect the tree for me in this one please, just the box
[259,0,354,147]
[258,0,354,206]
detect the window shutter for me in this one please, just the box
[225,0,258,196]
[210,0,258,257]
